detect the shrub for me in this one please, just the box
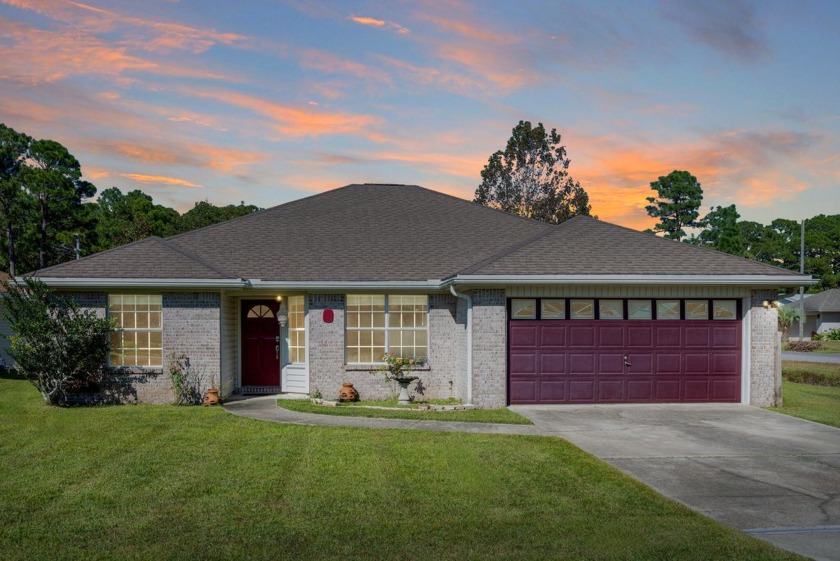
[818,328,840,341]
[168,353,205,405]
[783,362,840,387]
[786,341,824,352]
[1,277,113,405]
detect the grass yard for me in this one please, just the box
[782,360,840,387]
[278,398,533,424]
[772,380,840,429]
[0,375,801,561]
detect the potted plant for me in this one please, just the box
[377,353,424,405]
[203,370,221,406]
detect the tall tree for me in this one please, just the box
[93,187,180,250]
[22,139,96,269]
[178,200,260,233]
[645,170,703,240]
[0,124,32,276]
[474,120,592,223]
[694,204,743,255]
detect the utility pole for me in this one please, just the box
[799,219,805,340]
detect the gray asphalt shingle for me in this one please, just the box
[34,184,801,282]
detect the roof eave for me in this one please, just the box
[32,277,246,289]
[247,279,443,290]
[445,274,816,287]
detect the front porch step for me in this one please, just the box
[239,385,283,395]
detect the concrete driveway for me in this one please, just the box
[510,404,840,561]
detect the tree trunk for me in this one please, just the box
[5,215,15,277]
[39,197,48,270]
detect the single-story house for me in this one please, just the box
[31,183,812,407]
[785,288,840,337]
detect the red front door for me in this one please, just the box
[241,300,280,386]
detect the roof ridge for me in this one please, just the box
[455,221,563,276]
[402,184,555,226]
[32,235,167,276]
[165,184,362,243]
[157,238,239,279]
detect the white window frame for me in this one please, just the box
[107,294,163,368]
[287,295,306,364]
[345,294,429,364]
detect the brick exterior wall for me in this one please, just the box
[307,293,464,402]
[749,289,780,407]
[469,289,507,408]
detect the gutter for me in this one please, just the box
[443,274,816,288]
[246,279,442,290]
[449,285,473,405]
[32,277,248,289]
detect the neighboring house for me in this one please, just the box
[30,184,811,407]
[785,288,840,337]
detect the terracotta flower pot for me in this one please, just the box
[203,388,222,406]
[338,382,359,402]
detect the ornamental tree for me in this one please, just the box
[1,277,113,405]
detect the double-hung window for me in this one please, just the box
[287,295,306,364]
[108,294,163,367]
[345,295,428,363]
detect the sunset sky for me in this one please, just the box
[1,0,838,229]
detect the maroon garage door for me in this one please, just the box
[508,298,742,404]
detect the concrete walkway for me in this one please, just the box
[225,397,840,560]
[783,351,840,364]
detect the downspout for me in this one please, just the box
[449,285,473,405]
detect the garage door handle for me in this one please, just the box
[624,355,632,366]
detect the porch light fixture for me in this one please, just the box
[277,300,288,327]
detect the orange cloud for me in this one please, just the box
[348,15,410,34]
[299,49,392,84]
[120,173,203,188]
[189,89,383,138]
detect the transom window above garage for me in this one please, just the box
[509,298,740,320]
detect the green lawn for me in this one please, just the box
[782,360,840,387]
[772,380,840,428]
[0,375,801,561]
[279,398,533,424]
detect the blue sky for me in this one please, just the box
[1,0,838,228]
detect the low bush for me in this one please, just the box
[815,328,840,341]
[785,341,824,352]
[782,361,840,387]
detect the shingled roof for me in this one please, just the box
[34,183,809,286]
[795,289,840,313]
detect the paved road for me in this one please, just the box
[511,403,840,561]
[226,397,840,560]
[783,351,840,364]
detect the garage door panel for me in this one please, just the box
[712,325,739,347]
[684,353,710,374]
[655,380,681,400]
[713,353,739,374]
[509,380,536,402]
[684,380,711,400]
[655,326,681,346]
[598,380,624,401]
[509,316,741,404]
[599,354,623,373]
[598,326,624,347]
[510,352,537,375]
[569,381,595,401]
[711,379,739,400]
[685,326,711,347]
[627,353,652,374]
[509,324,538,347]
[569,326,596,347]
[627,326,653,347]
[539,381,566,401]
[540,353,566,373]
[539,325,566,347]
[627,380,653,400]
[569,354,595,373]
[656,354,681,373]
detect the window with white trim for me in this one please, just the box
[287,296,306,364]
[345,295,428,363]
[108,294,163,367]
